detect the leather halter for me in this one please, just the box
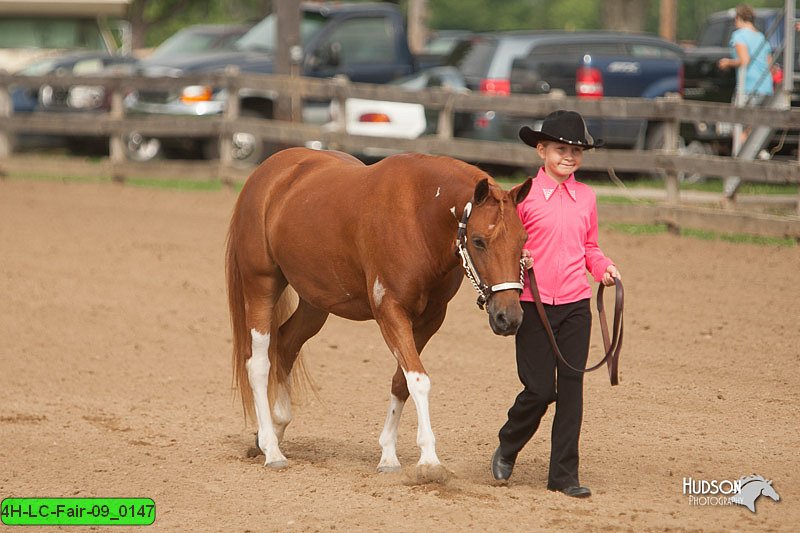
[526,267,624,386]
[456,201,525,311]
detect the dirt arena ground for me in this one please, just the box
[1,178,798,532]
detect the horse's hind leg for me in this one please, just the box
[244,274,288,468]
[271,297,329,443]
[377,364,409,472]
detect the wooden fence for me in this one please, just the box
[1,70,799,239]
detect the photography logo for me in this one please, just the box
[683,475,781,513]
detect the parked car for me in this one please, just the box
[502,31,684,150]
[31,24,252,159]
[440,32,549,143]
[320,66,466,158]
[11,51,137,152]
[681,7,799,157]
[124,2,418,165]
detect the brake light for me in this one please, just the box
[679,64,685,96]
[180,85,213,104]
[576,66,603,99]
[359,113,391,123]
[479,78,510,95]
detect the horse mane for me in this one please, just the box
[740,474,768,486]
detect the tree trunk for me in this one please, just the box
[601,0,650,32]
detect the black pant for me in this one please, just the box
[498,299,591,489]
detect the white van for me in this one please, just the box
[0,0,131,73]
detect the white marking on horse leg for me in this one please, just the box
[271,375,292,444]
[377,394,405,472]
[372,277,386,308]
[403,370,440,466]
[247,329,287,467]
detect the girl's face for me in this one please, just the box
[536,141,584,182]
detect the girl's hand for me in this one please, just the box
[521,249,534,270]
[602,264,620,286]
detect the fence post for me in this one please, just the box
[219,66,240,185]
[436,88,455,140]
[663,96,681,206]
[0,84,12,166]
[332,75,349,149]
[108,80,126,182]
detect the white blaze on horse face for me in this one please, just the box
[246,329,287,467]
[377,394,405,472]
[403,370,440,466]
[435,187,441,197]
[372,277,386,308]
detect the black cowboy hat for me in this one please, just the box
[519,110,604,149]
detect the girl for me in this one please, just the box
[491,110,620,498]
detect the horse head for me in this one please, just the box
[464,177,532,336]
[761,480,780,502]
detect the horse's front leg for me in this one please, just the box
[375,302,445,477]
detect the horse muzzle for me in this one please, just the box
[487,298,523,336]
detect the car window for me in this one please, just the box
[320,16,397,64]
[445,37,497,78]
[628,44,681,59]
[531,42,625,62]
[697,19,731,47]
[486,38,540,78]
[235,12,326,53]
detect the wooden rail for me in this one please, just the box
[0,71,798,239]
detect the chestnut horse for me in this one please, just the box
[226,147,532,475]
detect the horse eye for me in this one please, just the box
[471,237,487,250]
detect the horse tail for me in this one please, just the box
[226,215,256,422]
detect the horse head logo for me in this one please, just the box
[731,475,781,513]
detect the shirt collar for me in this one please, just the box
[535,168,577,202]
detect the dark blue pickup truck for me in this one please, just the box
[125,2,416,164]
[500,32,684,151]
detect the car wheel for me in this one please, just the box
[125,132,162,162]
[645,122,687,181]
[204,109,280,166]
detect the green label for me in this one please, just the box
[1,498,155,526]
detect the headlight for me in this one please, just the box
[67,85,106,109]
[180,85,213,104]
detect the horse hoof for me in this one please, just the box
[408,463,452,485]
[377,465,401,474]
[265,459,288,469]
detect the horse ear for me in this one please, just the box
[510,177,533,206]
[473,178,490,206]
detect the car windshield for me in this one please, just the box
[234,12,326,53]
[149,28,241,60]
[0,17,106,50]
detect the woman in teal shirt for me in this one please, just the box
[718,3,774,103]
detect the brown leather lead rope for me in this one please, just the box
[526,267,624,386]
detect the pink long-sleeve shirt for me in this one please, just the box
[517,168,614,305]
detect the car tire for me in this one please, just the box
[203,109,280,166]
[125,132,162,162]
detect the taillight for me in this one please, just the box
[576,66,603,99]
[479,78,510,95]
[180,85,213,104]
[359,113,391,123]
[679,64,685,96]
